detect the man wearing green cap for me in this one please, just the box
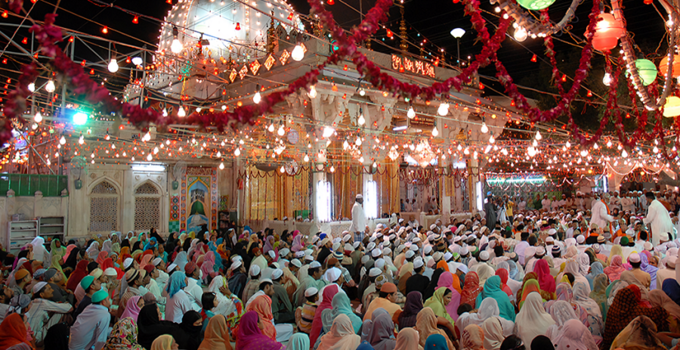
[69,289,111,350]
[74,275,101,319]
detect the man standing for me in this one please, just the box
[643,191,674,246]
[69,290,111,350]
[591,193,615,233]
[349,194,367,243]
[484,192,497,230]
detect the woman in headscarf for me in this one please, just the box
[474,263,494,288]
[589,274,609,317]
[285,333,309,350]
[137,304,183,350]
[67,260,89,291]
[415,307,455,350]
[603,255,626,282]
[368,312,396,350]
[177,311,203,350]
[95,251,108,267]
[395,327,422,350]
[0,313,33,349]
[63,246,80,273]
[608,315,666,350]
[460,324,485,350]
[559,259,590,294]
[640,253,659,290]
[620,271,651,304]
[544,300,578,340]
[601,286,669,350]
[246,295,277,341]
[309,284,340,346]
[550,320,599,350]
[572,282,603,340]
[585,262,603,290]
[62,243,76,263]
[317,314,361,350]
[649,289,680,332]
[360,308,387,343]
[201,251,218,283]
[456,298,514,337]
[120,296,144,322]
[104,317,144,350]
[662,277,680,305]
[481,317,505,350]
[151,335,178,350]
[514,292,555,345]
[423,287,455,325]
[424,334,450,350]
[291,235,305,253]
[435,272,462,321]
[174,251,189,272]
[494,268,513,298]
[534,259,556,298]
[50,239,66,262]
[234,311,283,350]
[397,291,423,329]
[475,275,515,322]
[325,292,362,334]
[207,276,244,330]
[544,282,590,328]
[460,272,482,308]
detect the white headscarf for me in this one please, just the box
[481,317,506,350]
[208,276,237,316]
[458,298,514,337]
[514,292,556,345]
[578,253,590,276]
[31,236,47,262]
[551,319,598,350]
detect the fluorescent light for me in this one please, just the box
[392,126,408,131]
[131,164,166,172]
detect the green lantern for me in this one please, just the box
[634,59,658,86]
[517,0,556,10]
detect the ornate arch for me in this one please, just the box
[88,177,122,233]
[87,176,122,195]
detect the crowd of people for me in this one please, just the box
[1,189,680,350]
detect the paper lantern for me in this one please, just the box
[634,59,658,86]
[663,96,680,117]
[659,55,680,78]
[517,0,556,10]
[590,14,624,51]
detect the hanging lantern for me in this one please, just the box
[590,14,624,51]
[516,0,556,11]
[632,58,658,86]
[663,96,680,117]
[659,55,680,78]
[235,22,241,30]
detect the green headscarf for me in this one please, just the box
[424,287,455,325]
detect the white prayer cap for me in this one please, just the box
[535,246,546,256]
[295,251,305,258]
[325,267,341,282]
[279,248,290,257]
[424,245,433,254]
[361,255,370,264]
[344,243,354,252]
[369,267,382,277]
[409,244,419,251]
[430,224,437,230]
[353,241,361,249]
[479,251,490,261]
[593,244,601,252]
[413,257,424,269]
[312,236,320,243]
[382,248,392,256]
[332,238,342,245]
[405,250,415,259]
[342,235,351,242]
[444,252,453,261]
[167,264,178,272]
[250,265,261,277]
[309,261,322,269]
[290,259,302,268]
[356,194,363,199]
[644,242,653,251]
[576,235,585,244]
[271,269,283,280]
[629,253,641,263]
[230,260,242,271]
[367,242,376,251]
[371,248,381,258]
[124,258,134,269]
[104,267,118,276]
[548,229,557,236]
[375,259,385,270]
[152,258,162,267]
[457,264,468,273]
[267,250,276,259]
[413,237,421,243]
[667,256,677,268]
[305,249,313,256]
[304,255,314,261]
[305,287,319,297]
[33,282,48,294]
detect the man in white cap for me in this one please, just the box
[643,191,674,246]
[628,253,651,289]
[349,194,367,243]
[298,287,319,334]
[658,256,676,287]
[270,269,295,323]
[361,267,383,309]
[293,261,327,307]
[405,257,429,296]
[26,282,73,346]
[243,265,262,304]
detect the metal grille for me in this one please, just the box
[135,183,159,195]
[135,197,160,231]
[90,197,118,231]
[91,181,118,194]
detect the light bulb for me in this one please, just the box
[653,146,659,153]
[480,122,489,133]
[59,136,66,145]
[358,156,364,163]
[108,58,119,73]
[177,106,186,117]
[219,162,225,170]
[291,44,304,61]
[308,85,317,99]
[322,126,335,138]
[28,83,35,92]
[268,123,275,132]
[143,132,151,142]
[171,38,183,53]
[358,111,365,125]
[580,149,588,157]
[162,108,168,117]
[489,135,495,143]
[234,148,241,156]
[304,154,309,162]
[253,91,261,104]
[277,125,285,136]
[535,130,542,140]
[621,149,628,158]
[514,26,528,42]
[330,165,335,172]
[343,140,349,150]
[45,80,55,93]
[407,106,415,119]
[565,141,571,148]
[147,153,153,161]
[34,112,42,123]
[593,142,599,149]
[78,135,84,145]
[432,126,439,136]
[132,57,143,65]
[356,136,362,146]
[437,102,449,116]
[359,89,366,96]
[603,72,612,86]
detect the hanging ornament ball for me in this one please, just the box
[590,13,625,51]
[516,0,556,11]
[633,59,658,86]
[663,96,680,117]
[659,55,680,78]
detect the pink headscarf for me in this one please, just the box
[96,251,108,267]
[310,284,340,345]
[63,244,77,263]
[436,272,462,321]
[139,254,153,270]
[201,251,217,282]
[292,235,305,252]
[235,311,283,350]
[604,255,627,282]
[535,259,556,293]
[120,296,143,321]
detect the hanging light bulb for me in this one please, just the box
[580,149,588,157]
[359,88,366,96]
[358,108,365,125]
[304,153,309,162]
[45,80,55,93]
[308,85,317,99]
[277,123,285,136]
[268,123,275,132]
[162,108,168,117]
[602,72,612,86]
[489,134,495,144]
[27,82,35,92]
[358,156,364,163]
[407,106,415,119]
[147,153,153,161]
[437,102,449,116]
[291,43,304,61]
[108,58,119,73]
[219,162,225,170]
[253,84,261,104]
[59,136,66,145]
[514,26,528,42]
[356,136,362,146]
[322,126,335,138]
[177,106,186,117]
[621,149,628,158]
[142,132,151,142]
[343,140,350,149]
[480,122,489,133]
[234,148,241,156]
[432,126,439,136]
[171,26,183,53]
[34,112,43,123]
[565,141,571,148]
[78,134,84,145]
[535,130,542,140]
[330,165,335,172]
[653,146,659,153]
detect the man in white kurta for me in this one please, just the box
[349,194,366,242]
[643,192,674,246]
[590,193,615,232]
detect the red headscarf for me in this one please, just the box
[495,268,513,296]
[310,284,340,345]
[101,257,114,271]
[534,259,556,293]
[96,251,107,266]
[246,295,277,341]
[67,260,89,291]
[0,314,32,349]
[460,271,483,308]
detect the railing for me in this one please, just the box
[0,174,68,196]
